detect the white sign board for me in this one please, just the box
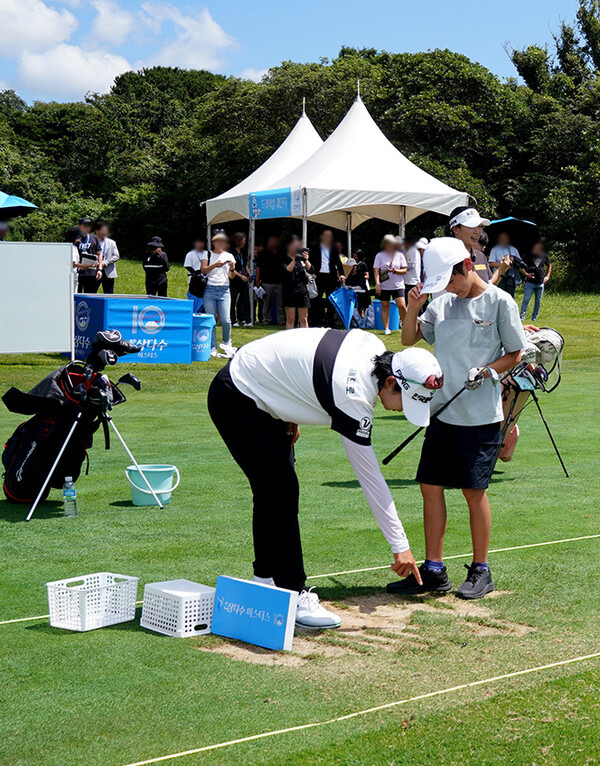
[0,242,74,355]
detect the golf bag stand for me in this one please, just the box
[106,417,164,509]
[25,412,83,522]
[529,390,569,478]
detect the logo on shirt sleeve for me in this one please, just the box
[356,416,372,439]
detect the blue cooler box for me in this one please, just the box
[192,314,216,362]
[373,299,400,331]
[74,294,193,364]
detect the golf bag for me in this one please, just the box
[498,327,564,464]
[2,331,138,504]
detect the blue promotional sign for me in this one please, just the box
[74,294,193,364]
[250,188,292,220]
[210,576,298,651]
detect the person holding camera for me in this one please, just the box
[283,235,314,330]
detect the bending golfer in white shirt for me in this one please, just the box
[207,328,443,629]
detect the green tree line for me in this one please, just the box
[1,0,599,287]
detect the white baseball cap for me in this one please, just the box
[449,207,490,229]
[415,237,429,250]
[421,237,468,293]
[391,347,443,427]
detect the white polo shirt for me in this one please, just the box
[229,328,410,553]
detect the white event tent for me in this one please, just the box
[205,106,323,228]
[265,95,469,250]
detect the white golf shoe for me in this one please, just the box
[295,588,341,629]
[219,342,237,358]
[253,575,275,586]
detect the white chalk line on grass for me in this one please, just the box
[306,533,600,580]
[2,534,599,627]
[123,650,600,766]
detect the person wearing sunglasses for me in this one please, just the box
[393,237,526,601]
[208,329,442,630]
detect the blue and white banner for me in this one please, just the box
[249,187,302,220]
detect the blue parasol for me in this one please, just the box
[328,286,357,330]
[0,191,38,219]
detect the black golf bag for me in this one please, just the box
[2,331,138,504]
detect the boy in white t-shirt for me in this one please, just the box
[392,238,526,600]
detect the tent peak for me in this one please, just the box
[302,96,306,114]
[356,79,362,101]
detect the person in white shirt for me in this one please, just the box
[201,231,236,357]
[184,236,207,313]
[488,232,522,297]
[207,328,444,629]
[373,234,408,334]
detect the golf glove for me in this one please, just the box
[465,367,487,390]
[465,366,499,390]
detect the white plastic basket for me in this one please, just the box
[46,572,139,632]
[140,579,216,637]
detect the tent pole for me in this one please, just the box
[346,213,352,257]
[302,188,308,247]
[207,223,212,245]
[399,206,406,239]
[248,219,256,326]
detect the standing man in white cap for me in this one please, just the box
[208,328,443,629]
[391,237,526,600]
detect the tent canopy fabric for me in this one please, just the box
[205,110,323,225]
[265,97,469,230]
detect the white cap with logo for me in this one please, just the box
[421,237,468,293]
[415,237,429,250]
[391,347,443,427]
[449,207,490,229]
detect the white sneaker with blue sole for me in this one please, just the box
[295,588,341,629]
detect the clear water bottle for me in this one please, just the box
[62,477,77,517]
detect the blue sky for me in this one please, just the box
[2,0,581,103]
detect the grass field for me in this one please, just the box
[1,269,600,765]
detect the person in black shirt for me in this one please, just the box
[344,249,371,317]
[76,216,102,293]
[229,232,251,326]
[143,237,170,296]
[309,228,345,327]
[256,235,285,325]
[282,235,314,329]
[520,241,551,321]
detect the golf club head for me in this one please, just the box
[89,330,139,360]
[117,373,142,391]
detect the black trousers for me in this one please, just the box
[101,274,115,294]
[78,276,100,293]
[207,364,306,592]
[230,279,250,324]
[312,273,338,327]
[145,280,167,297]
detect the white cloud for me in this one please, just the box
[141,3,236,70]
[19,44,131,99]
[3,0,78,56]
[91,0,135,45]
[240,67,269,82]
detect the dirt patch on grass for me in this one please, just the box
[197,590,533,667]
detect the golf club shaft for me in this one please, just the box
[382,385,467,466]
[530,391,569,478]
[108,419,165,508]
[25,413,81,522]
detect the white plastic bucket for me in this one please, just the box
[125,464,180,506]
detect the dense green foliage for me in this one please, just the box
[1,2,600,286]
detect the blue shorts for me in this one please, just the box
[416,419,502,489]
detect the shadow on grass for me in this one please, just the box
[26,607,145,635]
[322,478,416,489]
[109,500,136,508]
[0,498,63,522]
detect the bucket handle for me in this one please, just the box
[125,466,181,495]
